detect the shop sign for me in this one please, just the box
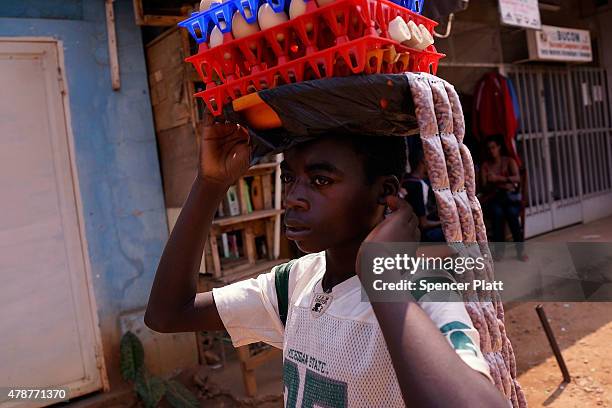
[527,25,593,62]
[499,0,541,30]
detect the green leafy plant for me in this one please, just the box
[120,331,199,408]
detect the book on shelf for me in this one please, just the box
[242,179,253,213]
[228,233,240,258]
[224,185,240,216]
[220,233,230,258]
[216,202,225,218]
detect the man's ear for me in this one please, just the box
[377,176,400,205]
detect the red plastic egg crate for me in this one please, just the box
[185,0,444,115]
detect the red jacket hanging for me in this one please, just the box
[472,72,522,167]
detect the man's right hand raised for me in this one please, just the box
[198,112,251,187]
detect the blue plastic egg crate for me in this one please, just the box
[179,0,424,44]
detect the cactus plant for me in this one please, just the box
[120,331,199,408]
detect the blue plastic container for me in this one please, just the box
[391,0,423,14]
[179,0,289,44]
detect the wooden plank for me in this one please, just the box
[142,15,187,26]
[262,174,273,209]
[244,347,282,371]
[265,219,274,261]
[145,28,192,132]
[212,209,283,227]
[244,227,257,263]
[133,0,187,26]
[273,154,283,258]
[105,0,121,91]
[215,258,289,284]
[246,163,278,178]
[248,162,278,172]
[132,0,145,25]
[180,28,199,131]
[156,123,198,207]
[236,346,258,397]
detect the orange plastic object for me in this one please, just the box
[232,93,282,130]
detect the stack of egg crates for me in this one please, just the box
[179,0,444,115]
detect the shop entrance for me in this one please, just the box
[508,66,612,237]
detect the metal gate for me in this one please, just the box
[507,66,612,237]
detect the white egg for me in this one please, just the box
[402,20,423,49]
[209,25,224,47]
[388,16,411,44]
[258,3,289,40]
[199,0,220,11]
[416,23,434,50]
[209,26,233,58]
[232,10,260,39]
[289,0,314,31]
[316,0,335,6]
[289,0,307,18]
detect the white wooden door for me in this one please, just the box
[0,40,105,406]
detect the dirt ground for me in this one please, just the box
[506,302,612,408]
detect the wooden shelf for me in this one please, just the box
[199,258,290,288]
[248,162,278,171]
[245,162,279,177]
[212,209,283,227]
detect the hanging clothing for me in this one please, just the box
[505,77,520,123]
[472,72,522,167]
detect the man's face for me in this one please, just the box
[281,137,384,253]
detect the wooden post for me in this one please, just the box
[273,155,283,258]
[244,227,257,263]
[236,346,258,397]
[265,220,274,260]
[132,0,145,25]
[105,0,121,91]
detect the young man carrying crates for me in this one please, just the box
[145,114,507,407]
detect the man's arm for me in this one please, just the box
[144,177,225,333]
[145,116,250,333]
[369,300,506,408]
[358,196,507,408]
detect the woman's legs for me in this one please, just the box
[504,204,525,258]
[487,200,506,259]
[422,226,445,242]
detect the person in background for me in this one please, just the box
[480,135,526,261]
[402,141,445,242]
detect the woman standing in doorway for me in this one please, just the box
[480,135,527,261]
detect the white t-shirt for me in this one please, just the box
[213,252,491,407]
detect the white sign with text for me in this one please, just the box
[528,25,593,62]
[499,0,541,29]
